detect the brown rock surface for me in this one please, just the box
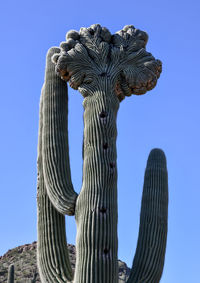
[0,242,130,282]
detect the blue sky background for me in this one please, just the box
[0,0,200,282]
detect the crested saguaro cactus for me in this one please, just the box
[37,24,168,283]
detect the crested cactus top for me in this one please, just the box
[52,24,162,101]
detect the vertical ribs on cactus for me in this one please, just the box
[7,264,14,283]
[37,24,167,283]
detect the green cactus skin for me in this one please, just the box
[37,24,166,283]
[74,81,119,282]
[127,149,168,283]
[41,47,78,216]
[37,64,73,282]
[7,264,14,283]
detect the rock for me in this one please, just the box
[0,242,130,282]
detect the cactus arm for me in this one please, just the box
[127,148,168,283]
[7,264,14,283]
[42,47,78,216]
[37,87,73,282]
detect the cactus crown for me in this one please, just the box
[52,24,162,101]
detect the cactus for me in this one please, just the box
[37,24,168,283]
[30,270,38,283]
[7,265,38,283]
[7,264,14,283]
[127,149,168,282]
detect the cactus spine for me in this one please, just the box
[37,24,167,283]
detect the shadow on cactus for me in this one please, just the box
[37,24,168,283]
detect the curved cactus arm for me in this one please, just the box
[42,47,78,216]
[127,148,168,283]
[7,264,14,283]
[37,88,73,283]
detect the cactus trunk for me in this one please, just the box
[74,86,119,282]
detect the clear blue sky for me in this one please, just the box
[0,0,200,282]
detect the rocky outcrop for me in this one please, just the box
[0,242,130,282]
